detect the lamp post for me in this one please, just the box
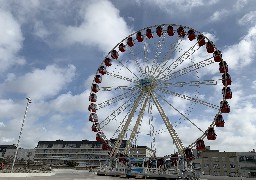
[11,97,32,173]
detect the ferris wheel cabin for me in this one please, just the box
[98,66,107,75]
[167,25,174,36]
[88,103,97,113]
[188,29,196,41]
[127,37,134,47]
[196,139,206,151]
[219,61,228,73]
[146,28,153,38]
[206,41,214,53]
[111,50,119,59]
[91,84,99,93]
[215,114,225,127]
[156,26,163,37]
[89,93,97,102]
[222,73,232,85]
[214,50,222,62]
[177,26,185,38]
[94,75,102,84]
[118,43,126,52]
[220,100,230,113]
[222,87,232,99]
[207,127,217,140]
[197,34,206,46]
[136,31,143,42]
[89,113,98,122]
[104,57,112,67]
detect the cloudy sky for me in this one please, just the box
[0,0,256,156]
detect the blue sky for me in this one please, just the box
[0,0,256,156]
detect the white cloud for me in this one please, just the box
[210,9,229,22]
[0,122,5,128]
[60,0,132,52]
[233,0,248,10]
[238,11,256,25]
[1,137,15,143]
[33,21,50,39]
[50,91,89,113]
[0,10,25,72]
[1,64,76,100]
[223,25,256,69]
[147,0,219,12]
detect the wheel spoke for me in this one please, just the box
[100,92,139,128]
[150,91,185,154]
[149,31,166,76]
[155,41,199,79]
[158,57,215,81]
[98,87,138,109]
[154,91,204,133]
[151,36,183,77]
[128,45,144,76]
[116,60,140,80]
[157,79,218,88]
[106,71,135,83]
[124,95,149,154]
[110,92,144,157]
[157,87,219,109]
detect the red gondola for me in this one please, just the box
[207,127,216,140]
[197,34,205,46]
[88,103,97,113]
[146,28,153,39]
[94,75,102,84]
[213,50,222,62]
[184,148,194,161]
[222,73,232,85]
[98,66,107,75]
[96,132,105,142]
[102,143,111,150]
[127,37,134,47]
[188,29,196,41]
[215,114,224,127]
[196,139,206,151]
[222,87,232,99]
[156,26,162,37]
[167,25,174,36]
[104,57,112,67]
[91,84,99,93]
[91,123,99,132]
[136,31,143,42]
[177,26,185,38]
[220,100,230,113]
[206,41,214,53]
[89,93,97,102]
[89,113,98,122]
[111,50,118,59]
[118,43,126,52]
[219,61,228,73]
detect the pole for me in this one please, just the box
[11,97,32,173]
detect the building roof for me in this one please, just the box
[0,145,17,151]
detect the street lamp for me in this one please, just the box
[11,97,32,173]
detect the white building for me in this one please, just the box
[34,139,154,167]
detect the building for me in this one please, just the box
[34,139,154,167]
[237,152,256,178]
[0,145,16,159]
[193,147,256,178]
[4,149,35,162]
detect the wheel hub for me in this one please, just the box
[138,78,157,91]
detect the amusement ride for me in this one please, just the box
[88,24,232,179]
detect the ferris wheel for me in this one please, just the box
[88,24,232,160]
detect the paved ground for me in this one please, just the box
[0,169,255,180]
